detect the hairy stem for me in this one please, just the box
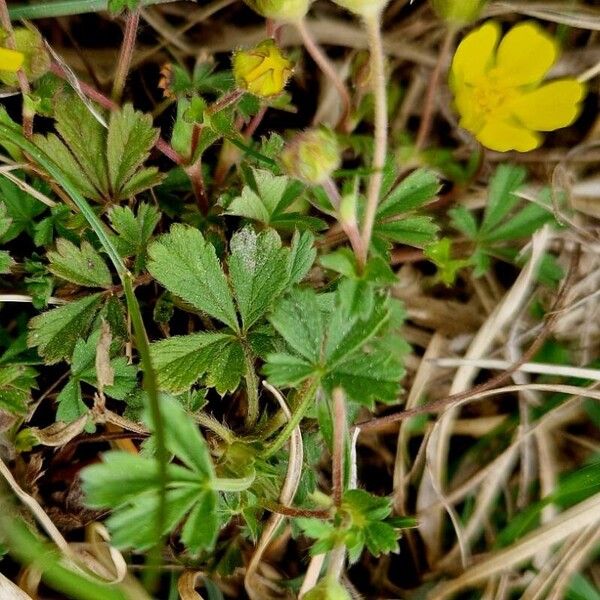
[415,27,455,151]
[242,341,260,428]
[296,19,351,131]
[112,8,141,103]
[0,0,33,137]
[195,412,234,444]
[331,388,347,508]
[263,378,319,459]
[359,12,387,268]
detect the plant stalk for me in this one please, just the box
[242,341,260,428]
[8,0,179,19]
[263,378,319,459]
[359,11,388,268]
[112,7,141,103]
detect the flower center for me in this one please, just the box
[471,70,517,120]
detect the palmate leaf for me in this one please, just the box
[28,293,104,364]
[82,395,219,554]
[47,239,112,288]
[34,97,162,202]
[264,288,403,406]
[0,177,46,242]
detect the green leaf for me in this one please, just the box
[108,203,160,270]
[0,250,14,274]
[286,230,316,286]
[0,365,36,414]
[449,205,478,239]
[0,177,46,242]
[229,227,288,330]
[28,293,104,364]
[106,104,162,199]
[269,288,324,363]
[147,224,239,331]
[55,378,87,422]
[144,394,214,478]
[150,332,244,395]
[181,490,219,554]
[484,200,555,242]
[377,168,439,219]
[47,239,112,288]
[480,164,526,235]
[374,215,439,247]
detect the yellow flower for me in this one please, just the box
[0,47,24,73]
[232,39,294,98]
[450,21,586,152]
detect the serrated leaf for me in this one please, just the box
[449,205,478,239]
[0,365,36,414]
[269,288,324,363]
[484,200,555,242]
[181,490,219,554]
[374,215,439,247]
[150,332,243,395]
[107,105,159,196]
[0,250,13,274]
[0,177,46,241]
[480,164,526,235]
[286,230,316,286]
[28,293,104,364]
[377,168,439,219]
[147,225,239,331]
[229,227,288,330]
[47,239,112,288]
[55,378,87,422]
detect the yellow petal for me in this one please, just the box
[495,22,558,86]
[476,118,541,152]
[450,21,500,86]
[0,47,24,73]
[510,79,585,131]
[454,86,486,133]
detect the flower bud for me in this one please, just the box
[0,27,50,86]
[330,0,389,18]
[280,128,341,185]
[430,0,487,25]
[244,0,312,23]
[232,39,293,98]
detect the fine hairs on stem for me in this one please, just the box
[112,7,141,102]
[359,9,388,268]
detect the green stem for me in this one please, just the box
[196,412,234,444]
[213,471,256,492]
[263,378,319,460]
[359,11,388,269]
[0,123,168,581]
[242,340,260,428]
[8,0,179,19]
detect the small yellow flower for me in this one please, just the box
[450,21,586,152]
[233,39,293,98]
[0,47,24,73]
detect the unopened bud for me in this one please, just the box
[430,0,488,25]
[0,27,49,86]
[233,39,294,98]
[244,0,312,23]
[280,128,341,185]
[303,579,351,600]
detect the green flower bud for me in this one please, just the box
[244,0,312,23]
[0,27,50,86]
[430,0,487,25]
[303,579,351,600]
[232,39,294,98]
[280,128,341,185]
[330,0,389,17]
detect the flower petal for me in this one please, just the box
[495,22,558,86]
[0,47,24,73]
[451,21,500,86]
[476,119,541,152]
[510,79,585,131]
